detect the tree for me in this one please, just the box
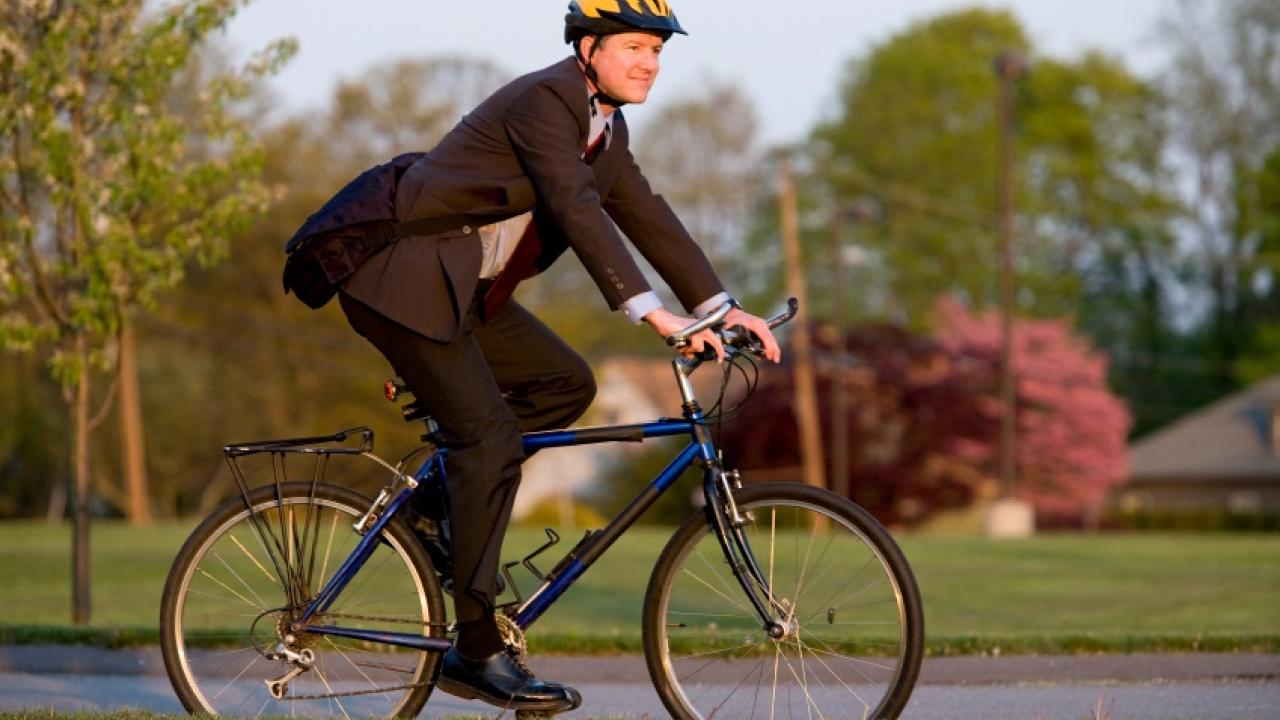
[722,320,993,525]
[932,299,1131,521]
[809,9,1178,328]
[721,299,1130,526]
[1161,0,1280,394]
[0,0,292,622]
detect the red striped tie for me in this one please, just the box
[481,131,608,319]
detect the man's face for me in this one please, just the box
[585,32,664,105]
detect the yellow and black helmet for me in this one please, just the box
[564,0,688,45]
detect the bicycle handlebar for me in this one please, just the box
[665,301,737,349]
[665,298,800,356]
[765,297,800,330]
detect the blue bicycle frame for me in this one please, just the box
[291,408,781,654]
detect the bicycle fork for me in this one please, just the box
[702,466,790,640]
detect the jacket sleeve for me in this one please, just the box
[504,82,653,310]
[603,127,726,314]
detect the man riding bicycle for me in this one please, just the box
[337,1,780,712]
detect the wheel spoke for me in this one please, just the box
[797,636,874,711]
[230,533,279,584]
[213,550,271,609]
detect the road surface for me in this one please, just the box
[1,646,1276,719]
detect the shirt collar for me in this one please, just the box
[587,93,614,148]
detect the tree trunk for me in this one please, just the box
[71,335,92,625]
[118,318,151,525]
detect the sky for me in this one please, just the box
[221,0,1176,146]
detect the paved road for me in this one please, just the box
[2,647,1277,719]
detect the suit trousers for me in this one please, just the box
[339,289,596,624]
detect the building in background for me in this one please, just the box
[1116,375,1280,520]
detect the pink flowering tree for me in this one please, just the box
[932,298,1131,519]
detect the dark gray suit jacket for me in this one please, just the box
[343,56,724,341]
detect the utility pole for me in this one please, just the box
[995,51,1025,499]
[779,159,825,492]
[989,51,1033,538]
[828,210,849,501]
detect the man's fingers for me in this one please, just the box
[756,326,780,363]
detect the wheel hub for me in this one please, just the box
[771,599,800,642]
[276,610,324,651]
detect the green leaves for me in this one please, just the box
[0,0,293,385]
[809,8,1175,326]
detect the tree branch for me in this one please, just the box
[91,470,130,516]
[11,124,70,328]
[87,367,120,433]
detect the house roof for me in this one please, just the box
[1129,375,1280,482]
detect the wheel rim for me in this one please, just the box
[656,498,912,719]
[172,496,432,717]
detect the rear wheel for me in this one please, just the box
[160,482,446,717]
[643,483,924,719]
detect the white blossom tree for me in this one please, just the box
[0,0,293,623]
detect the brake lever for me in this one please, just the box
[721,325,766,358]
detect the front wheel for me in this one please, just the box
[160,482,446,717]
[643,483,924,720]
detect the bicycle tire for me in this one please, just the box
[160,482,446,717]
[642,482,924,720]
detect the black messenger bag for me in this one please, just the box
[281,151,483,310]
[282,217,466,310]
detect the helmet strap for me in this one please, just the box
[576,35,629,111]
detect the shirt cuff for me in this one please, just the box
[692,292,732,319]
[621,291,665,324]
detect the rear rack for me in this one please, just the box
[221,426,429,524]
[223,426,374,458]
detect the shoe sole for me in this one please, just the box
[436,677,581,713]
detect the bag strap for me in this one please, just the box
[388,214,485,241]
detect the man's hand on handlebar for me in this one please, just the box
[644,304,783,364]
[724,307,782,363]
[644,308,726,362]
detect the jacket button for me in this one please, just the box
[462,225,472,235]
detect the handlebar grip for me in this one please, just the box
[766,298,799,330]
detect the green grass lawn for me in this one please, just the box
[1,520,1277,654]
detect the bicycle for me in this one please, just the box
[159,299,925,719]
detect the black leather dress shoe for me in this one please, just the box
[437,647,582,712]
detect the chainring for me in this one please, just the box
[496,613,527,663]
